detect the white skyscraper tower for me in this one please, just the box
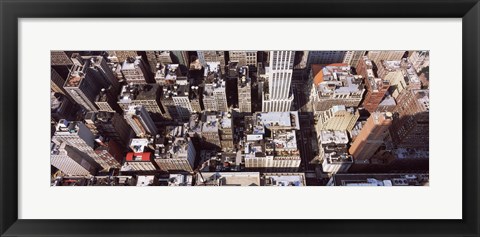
[262,51,295,112]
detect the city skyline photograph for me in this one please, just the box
[50,50,429,186]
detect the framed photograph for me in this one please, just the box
[1,0,479,236]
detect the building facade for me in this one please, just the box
[154,137,196,172]
[51,51,73,66]
[52,120,112,170]
[121,56,153,84]
[357,56,390,113]
[50,142,98,176]
[262,51,295,112]
[238,66,252,113]
[310,64,365,114]
[349,112,393,163]
[124,105,158,138]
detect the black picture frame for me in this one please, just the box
[1,0,479,236]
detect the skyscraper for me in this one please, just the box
[51,51,74,66]
[262,51,295,112]
[366,50,405,67]
[124,105,158,138]
[52,120,111,170]
[118,84,164,122]
[357,56,390,113]
[238,66,252,113]
[50,142,99,176]
[390,89,429,149]
[228,51,257,66]
[307,51,346,66]
[349,112,393,163]
[309,64,365,114]
[344,51,366,68]
[154,137,196,172]
[88,56,121,92]
[202,62,228,112]
[64,65,102,112]
[51,68,67,95]
[107,51,138,63]
[408,51,430,73]
[121,56,153,84]
[84,111,133,148]
[197,51,226,74]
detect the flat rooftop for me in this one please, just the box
[188,113,202,133]
[197,172,260,186]
[272,130,298,150]
[65,67,86,88]
[121,57,142,71]
[202,113,219,133]
[129,138,150,153]
[262,173,306,186]
[55,119,81,134]
[320,130,349,144]
[136,175,155,186]
[332,173,429,186]
[255,111,300,130]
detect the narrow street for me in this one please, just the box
[292,78,317,172]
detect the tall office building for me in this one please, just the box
[366,50,405,67]
[408,51,430,73]
[157,51,173,65]
[229,51,257,66]
[316,105,359,133]
[229,51,247,66]
[64,64,103,112]
[390,89,429,149]
[262,51,295,112]
[349,112,393,163]
[201,112,222,149]
[124,105,158,138]
[145,51,159,74]
[357,56,390,113]
[376,60,407,99]
[118,84,164,122]
[94,87,123,113]
[154,137,196,172]
[63,55,119,111]
[121,56,153,84]
[50,142,99,176]
[318,130,353,173]
[51,51,74,66]
[309,64,365,114]
[243,112,301,171]
[171,82,194,121]
[84,111,133,147]
[238,66,252,113]
[94,139,124,169]
[189,80,202,112]
[203,62,228,112]
[197,51,226,74]
[52,120,111,170]
[343,51,366,68]
[51,92,76,122]
[294,51,309,69]
[51,68,67,95]
[307,51,347,68]
[88,56,121,92]
[107,51,138,63]
[171,51,190,68]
